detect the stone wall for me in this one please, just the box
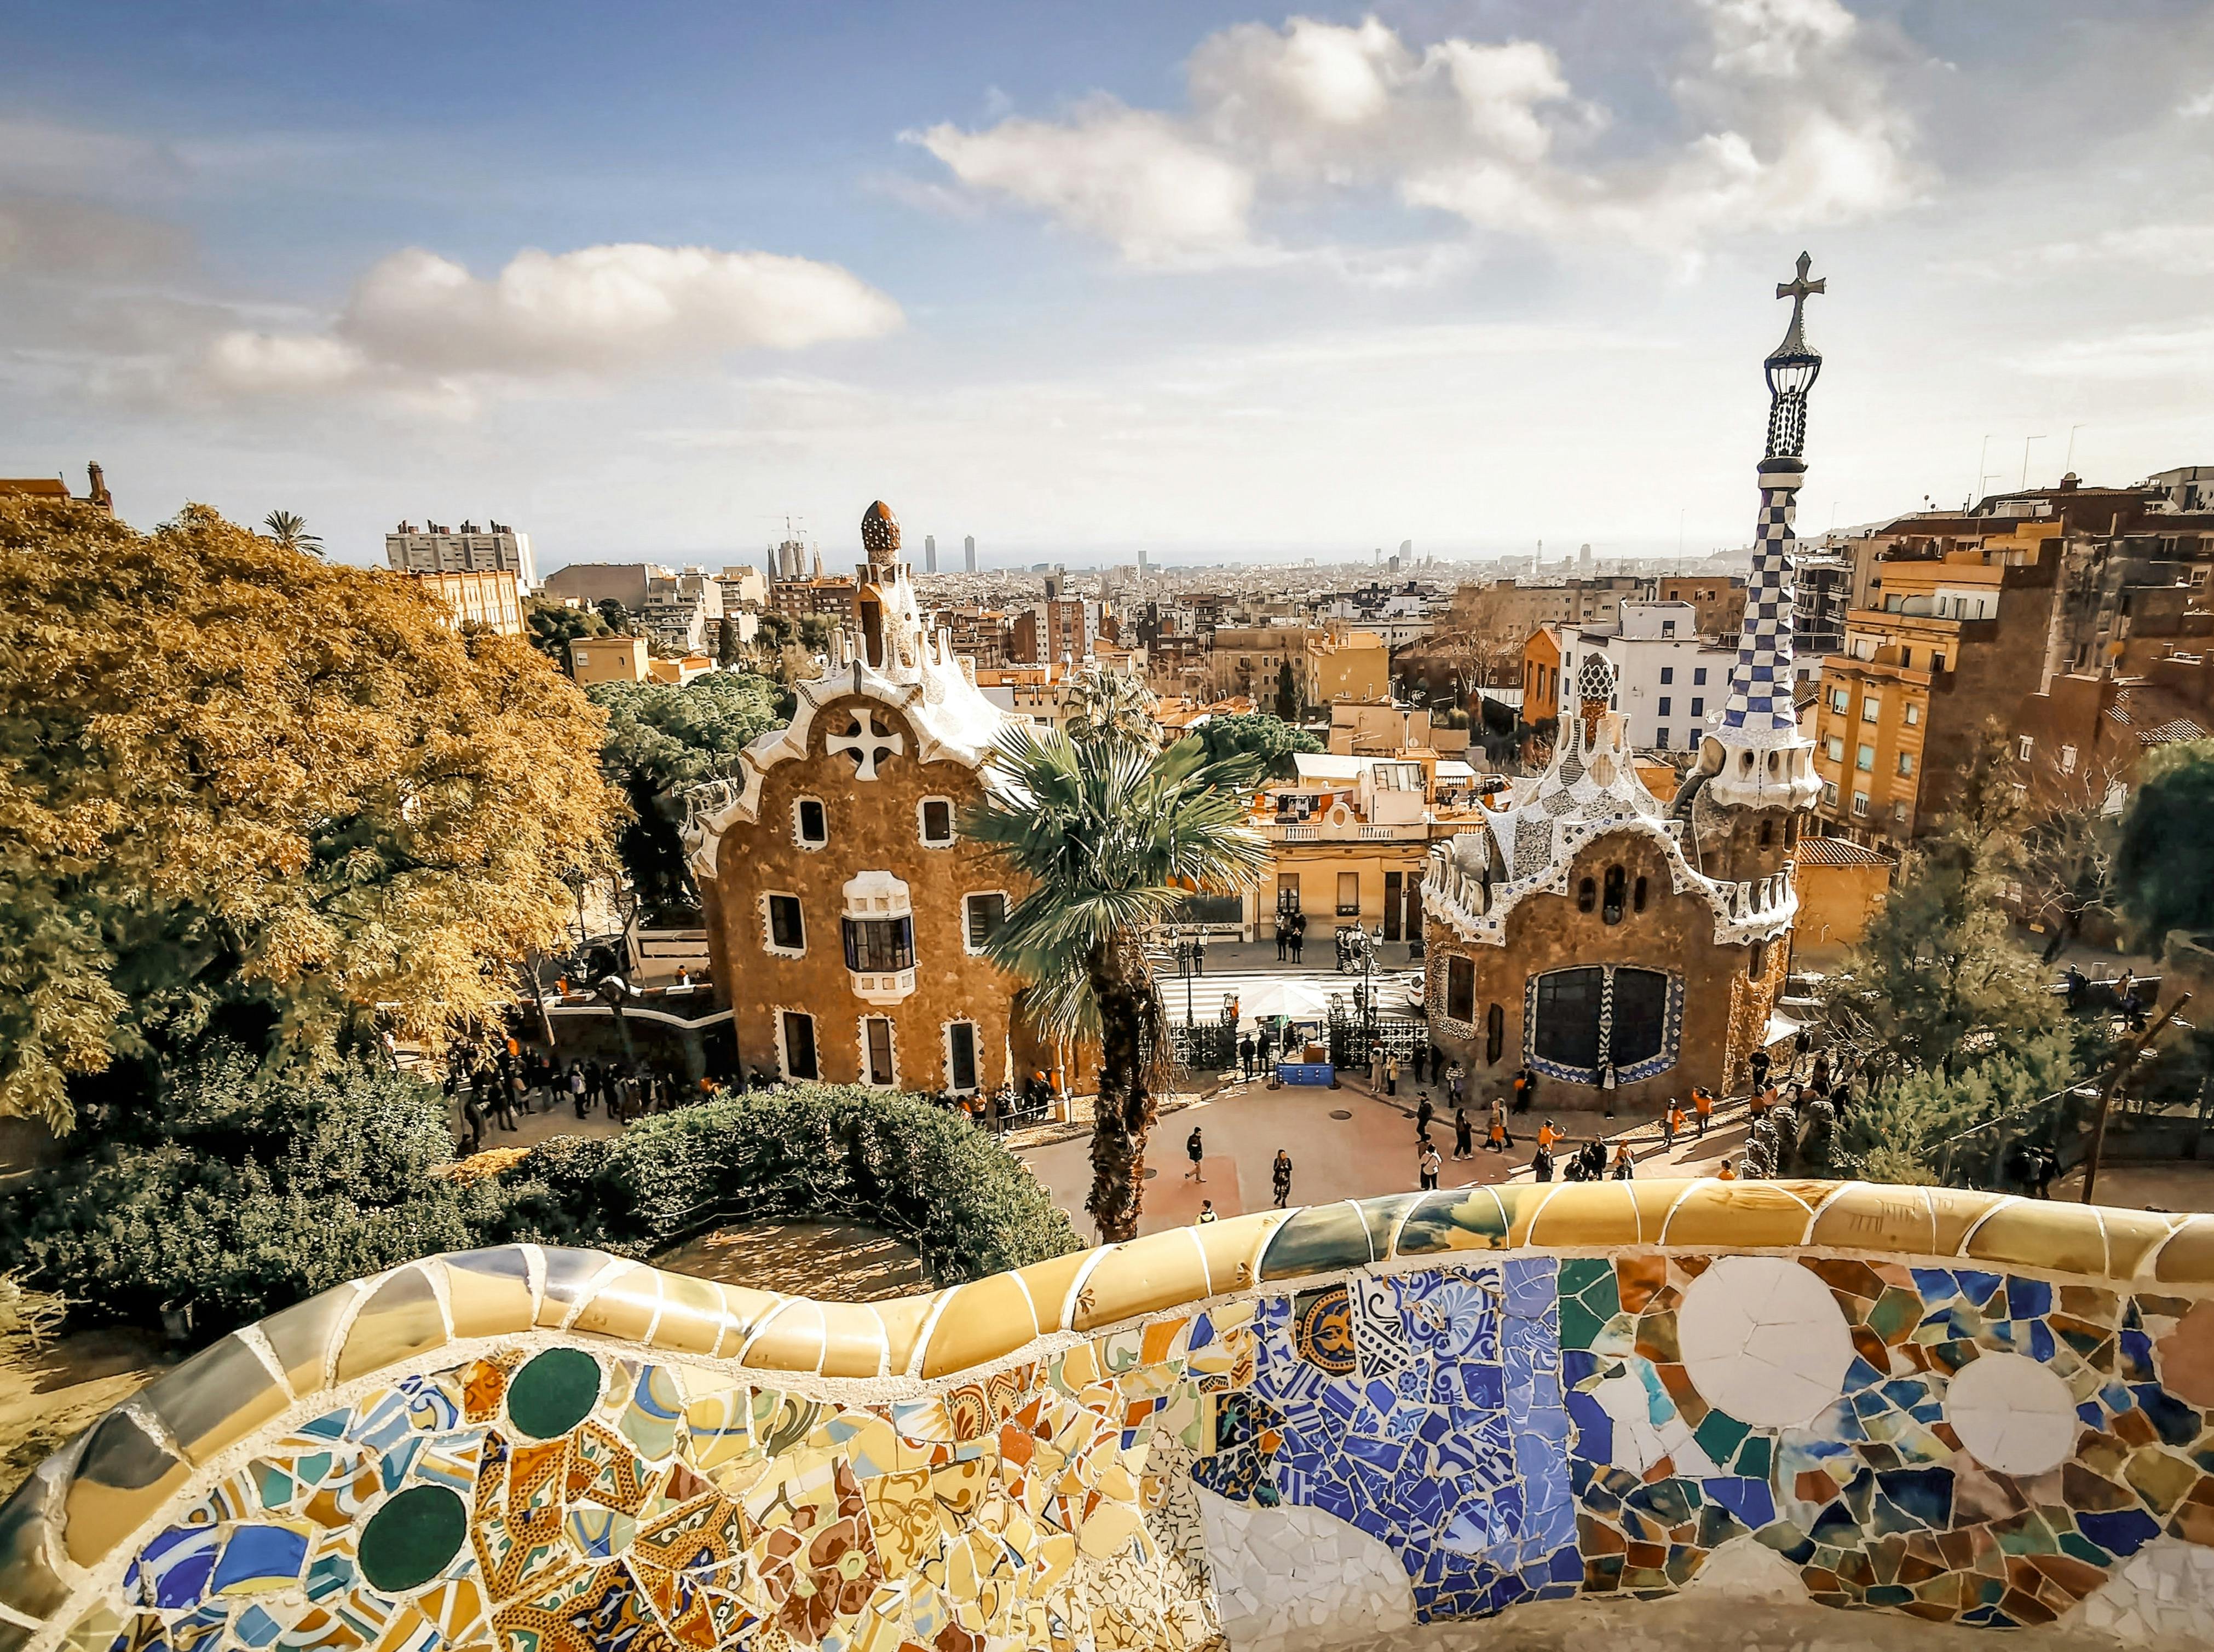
[13,1182,2214,1652]
[704,689,1047,1093]
[1425,829,1780,1110]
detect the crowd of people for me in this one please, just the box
[445,1039,708,1153]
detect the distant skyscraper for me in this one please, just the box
[1138,543,1148,578]
[964,534,977,573]
[925,534,937,573]
[1578,542,1594,574]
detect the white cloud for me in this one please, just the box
[2017,320,2214,381]
[2180,88,2214,118]
[911,103,1255,267]
[197,240,903,400]
[907,5,1923,265]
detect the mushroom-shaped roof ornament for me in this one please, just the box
[861,500,901,556]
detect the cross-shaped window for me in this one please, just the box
[827,707,905,781]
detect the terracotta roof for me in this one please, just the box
[1796,835,1894,867]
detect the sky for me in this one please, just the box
[5,0,2214,571]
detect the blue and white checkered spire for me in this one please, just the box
[1705,254,1825,812]
[1717,472,1805,738]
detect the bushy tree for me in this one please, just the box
[3,1048,512,1332]
[1834,1026,2085,1186]
[2115,739,2214,954]
[487,1085,1080,1285]
[2024,761,2121,962]
[588,672,788,919]
[1190,712,1322,781]
[526,596,608,668]
[0,500,621,1130]
[1063,667,1160,750]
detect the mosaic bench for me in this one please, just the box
[9,1180,2214,1652]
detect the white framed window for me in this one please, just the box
[763,892,806,956]
[964,891,1009,954]
[1822,780,1839,807]
[1856,744,1875,772]
[2060,744,2078,775]
[1825,736,1844,762]
[858,1015,898,1088]
[918,796,955,846]
[1860,696,1880,721]
[1829,688,1849,714]
[777,1009,820,1082]
[793,796,828,848]
[945,1020,982,1094]
[1904,703,1921,726]
[2017,735,2034,761]
[1896,752,1915,776]
[1852,791,1870,817]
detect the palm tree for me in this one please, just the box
[965,726,1266,1241]
[263,511,324,557]
[1062,665,1161,750]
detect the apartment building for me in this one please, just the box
[1654,575,1746,640]
[386,518,536,588]
[1552,603,1737,755]
[1809,539,2060,844]
[404,568,526,637]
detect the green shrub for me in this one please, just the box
[2,1047,515,1334]
[498,1084,1081,1284]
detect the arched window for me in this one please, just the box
[1602,866,1625,924]
[1529,966,1677,1081]
[1759,818,1774,848]
[1577,877,1596,914]
[1485,1003,1505,1064]
[1632,875,1648,914]
[1748,939,1767,980]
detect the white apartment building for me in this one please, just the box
[385,519,535,589]
[1560,602,1737,754]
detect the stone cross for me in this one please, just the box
[828,707,904,781]
[1776,251,1825,330]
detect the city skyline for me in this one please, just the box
[6,2,2213,566]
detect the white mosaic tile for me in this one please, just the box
[1945,1349,2079,1478]
[1676,1256,1854,1428]
[1677,1534,1813,1603]
[2072,1535,2214,1646]
[1194,1485,1414,1652]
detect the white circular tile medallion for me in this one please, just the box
[1678,1256,1856,1428]
[1945,1350,2079,1477]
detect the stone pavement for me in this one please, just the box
[1016,1062,1764,1244]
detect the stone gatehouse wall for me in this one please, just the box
[10,1181,2214,1652]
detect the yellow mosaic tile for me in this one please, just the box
[874,1290,942,1377]
[1805,1183,1936,1256]
[707,1284,786,1359]
[1623,1179,1692,1244]
[1523,1182,1639,1249]
[1925,1187,2004,1256]
[437,1250,537,1341]
[1964,1198,2109,1277]
[256,1280,364,1394]
[1188,1211,1277,1295]
[2150,1217,2214,1286]
[1016,1248,1096,1333]
[144,1334,288,1468]
[921,1273,1040,1379]
[742,1298,828,1374]
[1071,1233,1210,1332]
[333,1266,447,1384]
[568,1264,662,1345]
[1660,1180,1817,1250]
[644,1270,730,1358]
[2101,1208,2182,1281]
[817,1302,890,1380]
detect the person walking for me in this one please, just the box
[1272,1150,1293,1209]
[1258,1026,1275,1072]
[1537,1118,1561,1156]
[1663,1099,1686,1150]
[1520,1067,1539,1113]
[1385,1052,1400,1096]
[568,1062,588,1119]
[1368,1044,1385,1093]
[1611,1141,1636,1180]
[1447,1062,1465,1110]
[1453,1106,1474,1160]
[1532,1143,1555,1182]
[1693,1087,1714,1138]
[1489,1099,1514,1152]
[485,1066,516,1133]
[1419,1141,1442,1191]
[1750,1046,1772,1094]
[1276,921,1289,963]
[1792,1025,1812,1077]
[1510,1068,1530,1115]
[1186,1127,1206,1182]
[460,1085,487,1153]
[1197,1200,1219,1224]
[1238,1033,1255,1080]
[1415,1095,1435,1138]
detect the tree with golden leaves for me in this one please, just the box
[0,500,623,1131]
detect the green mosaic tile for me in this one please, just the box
[357,1485,466,1592]
[508,1349,602,1441]
[1693,1409,1751,1468]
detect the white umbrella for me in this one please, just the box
[1237,978,1339,1024]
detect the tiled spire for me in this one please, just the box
[1702,253,1826,811]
